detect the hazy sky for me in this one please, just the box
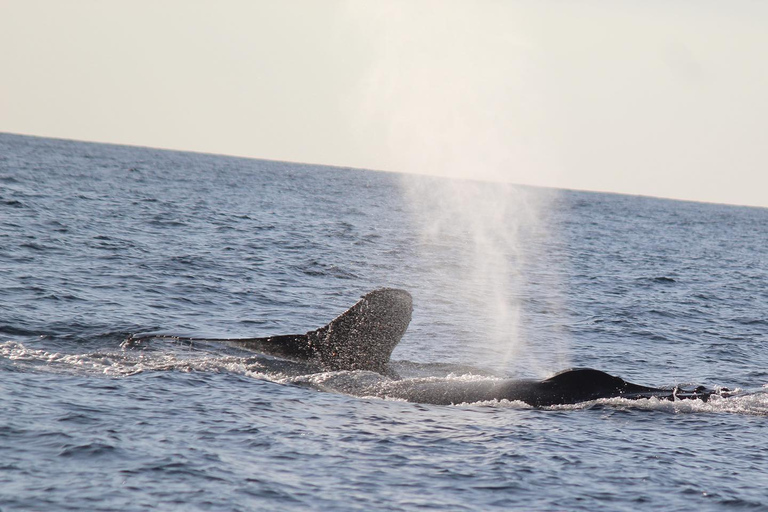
[2,1,767,207]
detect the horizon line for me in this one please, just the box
[3,130,765,211]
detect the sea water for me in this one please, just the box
[1,133,767,511]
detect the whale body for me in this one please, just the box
[374,367,719,406]
[130,288,727,406]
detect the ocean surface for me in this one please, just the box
[1,132,767,511]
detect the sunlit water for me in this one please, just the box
[2,133,767,511]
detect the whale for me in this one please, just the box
[129,288,728,406]
[374,366,721,406]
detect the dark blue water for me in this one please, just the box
[2,132,767,511]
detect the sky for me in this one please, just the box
[1,1,767,207]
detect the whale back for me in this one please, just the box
[529,368,661,406]
[543,368,628,391]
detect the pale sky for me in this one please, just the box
[2,1,767,207]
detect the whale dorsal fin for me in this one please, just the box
[308,288,412,373]
[220,288,412,374]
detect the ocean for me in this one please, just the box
[1,132,767,511]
